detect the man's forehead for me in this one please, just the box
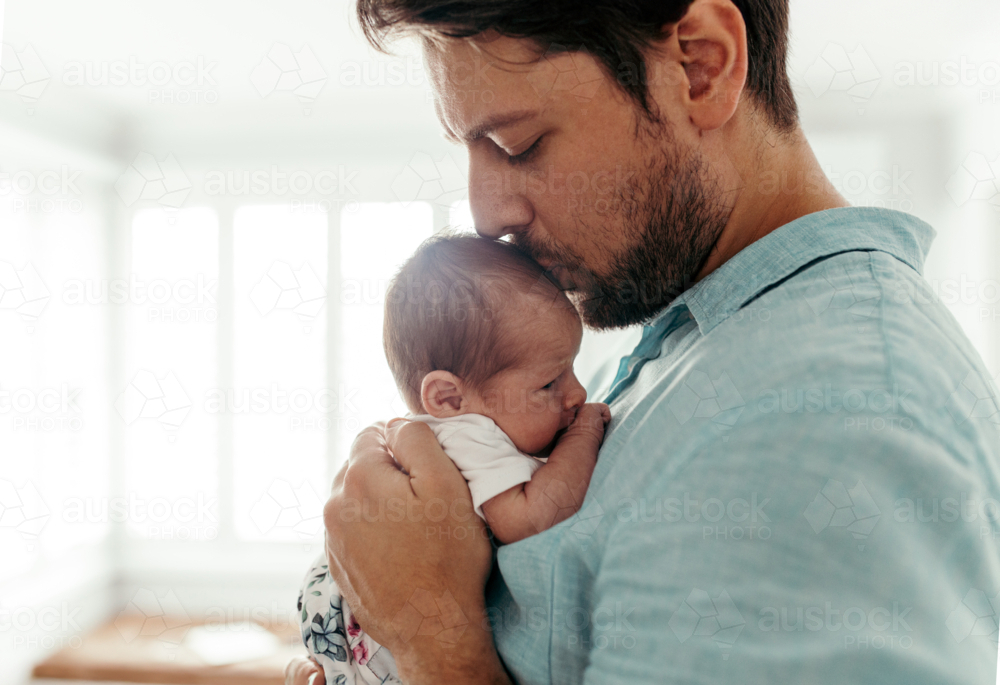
[423,32,540,80]
[423,36,544,142]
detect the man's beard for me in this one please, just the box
[512,124,730,330]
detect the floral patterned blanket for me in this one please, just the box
[298,554,401,685]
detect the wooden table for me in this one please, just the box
[32,616,307,685]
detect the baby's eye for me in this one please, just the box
[542,379,557,390]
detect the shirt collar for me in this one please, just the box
[648,206,935,338]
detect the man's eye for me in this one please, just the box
[507,136,543,166]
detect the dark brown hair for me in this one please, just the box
[356,0,798,131]
[384,232,566,413]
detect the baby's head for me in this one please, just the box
[384,233,587,455]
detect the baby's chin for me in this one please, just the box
[525,426,567,459]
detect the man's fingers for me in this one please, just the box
[333,422,386,490]
[284,656,322,685]
[324,533,361,622]
[326,421,414,564]
[384,419,466,500]
[340,421,410,496]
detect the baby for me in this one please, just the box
[298,233,610,685]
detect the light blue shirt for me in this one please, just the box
[488,207,1000,684]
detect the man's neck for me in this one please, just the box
[696,125,850,281]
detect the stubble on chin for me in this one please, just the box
[509,125,729,331]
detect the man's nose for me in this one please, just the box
[468,148,533,239]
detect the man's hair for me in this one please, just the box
[356,0,798,132]
[384,232,566,413]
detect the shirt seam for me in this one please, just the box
[869,251,898,401]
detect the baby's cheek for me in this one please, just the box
[549,391,566,412]
[527,390,553,414]
[539,411,564,442]
[520,416,554,453]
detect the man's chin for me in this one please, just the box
[565,289,612,329]
[571,288,657,331]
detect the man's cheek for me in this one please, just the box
[527,169,547,195]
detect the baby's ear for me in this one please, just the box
[420,371,467,418]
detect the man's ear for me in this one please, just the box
[672,0,748,131]
[420,371,468,418]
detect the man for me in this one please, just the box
[288,0,1000,682]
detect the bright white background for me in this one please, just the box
[0,1,998,682]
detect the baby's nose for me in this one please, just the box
[563,380,587,410]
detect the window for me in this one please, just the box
[0,196,109,581]
[115,201,433,557]
[123,208,218,540]
[233,205,328,542]
[337,202,434,461]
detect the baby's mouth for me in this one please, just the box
[532,427,566,459]
[558,409,578,431]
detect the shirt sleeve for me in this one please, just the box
[581,407,1000,685]
[437,420,543,518]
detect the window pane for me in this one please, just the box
[337,202,433,464]
[123,208,218,541]
[0,199,110,579]
[233,205,328,542]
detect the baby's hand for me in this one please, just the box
[486,402,612,543]
[562,402,612,445]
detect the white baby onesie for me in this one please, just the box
[406,412,545,518]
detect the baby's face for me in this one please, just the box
[469,296,586,455]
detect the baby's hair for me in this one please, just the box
[384,231,567,413]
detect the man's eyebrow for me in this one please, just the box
[447,109,539,144]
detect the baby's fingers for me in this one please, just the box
[568,403,610,439]
[578,403,609,426]
[598,403,611,424]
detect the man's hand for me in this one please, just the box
[284,657,321,685]
[322,419,512,685]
